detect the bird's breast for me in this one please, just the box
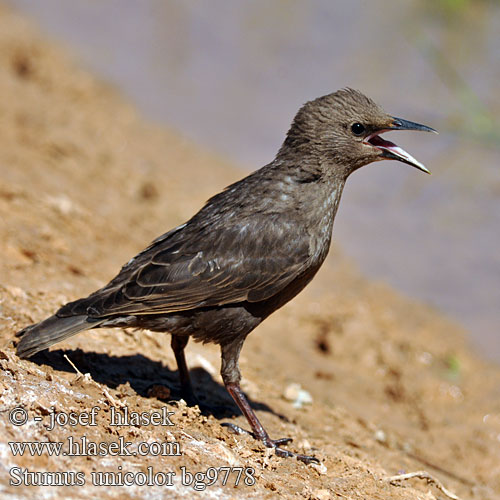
[306,184,343,263]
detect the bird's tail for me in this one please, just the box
[15,315,103,359]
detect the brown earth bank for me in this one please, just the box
[0,5,499,499]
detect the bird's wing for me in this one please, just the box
[58,215,311,318]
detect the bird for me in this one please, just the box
[15,88,436,463]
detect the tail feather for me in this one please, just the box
[15,315,102,359]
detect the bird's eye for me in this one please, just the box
[351,123,365,136]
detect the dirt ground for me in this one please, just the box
[1,5,499,499]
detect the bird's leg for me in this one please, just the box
[220,338,319,464]
[170,335,199,406]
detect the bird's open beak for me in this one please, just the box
[363,117,437,174]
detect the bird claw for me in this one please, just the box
[221,422,251,435]
[222,423,319,464]
[273,446,319,464]
[267,437,293,446]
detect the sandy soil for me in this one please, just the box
[1,5,499,499]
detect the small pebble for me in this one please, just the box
[147,384,171,401]
[283,383,313,408]
[312,488,331,500]
[374,429,387,443]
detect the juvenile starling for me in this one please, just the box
[16,89,436,463]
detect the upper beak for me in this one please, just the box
[364,116,437,175]
[390,117,437,134]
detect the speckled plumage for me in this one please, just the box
[15,89,435,462]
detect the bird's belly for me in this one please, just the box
[127,305,262,346]
[257,259,325,315]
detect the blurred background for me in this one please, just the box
[5,0,500,359]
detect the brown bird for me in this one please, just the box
[15,89,436,463]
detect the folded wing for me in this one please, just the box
[57,215,311,318]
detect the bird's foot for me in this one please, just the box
[222,422,319,464]
[267,441,319,464]
[221,422,253,436]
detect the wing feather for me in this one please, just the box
[58,215,311,318]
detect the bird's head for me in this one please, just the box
[281,88,436,177]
